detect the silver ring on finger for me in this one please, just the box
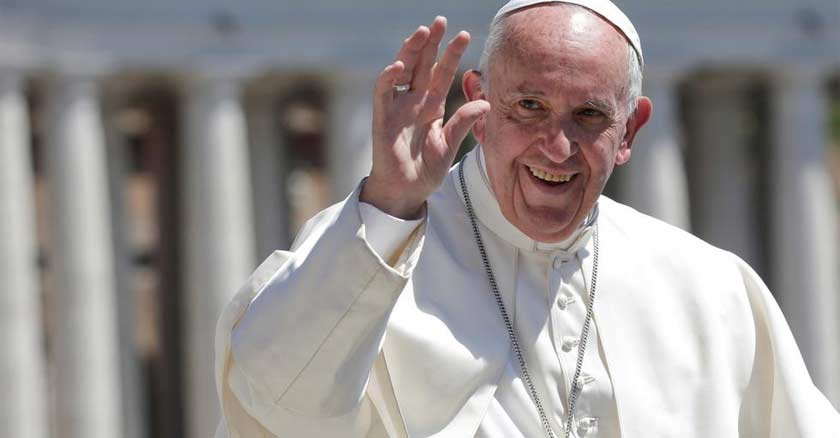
[393,83,411,93]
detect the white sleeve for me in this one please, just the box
[215,185,426,437]
[359,202,424,264]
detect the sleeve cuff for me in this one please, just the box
[359,201,424,263]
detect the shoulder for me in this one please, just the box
[598,196,746,278]
[600,196,720,253]
[598,198,764,341]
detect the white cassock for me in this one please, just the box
[215,146,840,437]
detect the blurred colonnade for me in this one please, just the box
[0,1,839,437]
[1,59,839,438]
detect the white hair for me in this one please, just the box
[478,6,643,117]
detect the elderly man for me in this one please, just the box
[215,1,840,437]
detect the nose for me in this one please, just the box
[538,124,578,162]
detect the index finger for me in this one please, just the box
[421,30,471,119]
[393,25,431,87]
[411,16,447,91]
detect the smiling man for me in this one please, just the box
[463,3,645,243]
[215,1,839,437]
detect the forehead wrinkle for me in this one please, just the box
[492,51,627,115]
[490,8,628,113]
[512,85,547,96]
[498,70,620,109]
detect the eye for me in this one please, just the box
[518,99,544,111]
[575,108,609,126]
[577,108,605,118]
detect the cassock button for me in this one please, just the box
[576,373,596,388]
[557,295,576,310]
[577,417,599,436]
[561,337,580,352]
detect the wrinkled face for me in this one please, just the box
[467,5,648,242]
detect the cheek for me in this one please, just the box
[592,129,624,163]
[587,145,620,185]
[483,112,550,180]
[577,138,614,175]
[493,118,537,154]
[485,147,518,182]
[491,137,529,176]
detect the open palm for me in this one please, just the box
[361,16,490,219]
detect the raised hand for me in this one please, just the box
[360,16,491,219]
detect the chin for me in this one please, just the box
[514,205,580,243]
[523,222,578,243]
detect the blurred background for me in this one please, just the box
[0,0,838,437]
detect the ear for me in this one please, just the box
[462,69,485,101]
[462,69,488,144]
[616,96,652,165]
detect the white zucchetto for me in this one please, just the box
[494,0,644,68]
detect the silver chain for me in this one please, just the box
[458,158,600,438]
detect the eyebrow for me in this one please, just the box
[513,86,546,96]
[583,99,617,118]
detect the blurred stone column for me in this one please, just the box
[248,93,290,258]
[685,75,763,269]
[45,74,122,438]
[770,67,840,406]
[182,74,256,438]
[327,72,375,201]
[103,97,147,438]
[0,72,48,438]
[617,69,690,230]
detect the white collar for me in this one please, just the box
[453,146,596,254]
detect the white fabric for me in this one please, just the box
[470,146,617,437]
[358,202,423,262]
[216,147,840,437]
[476,247,619,438]
[494,0,644,68]
[361,149,614,437]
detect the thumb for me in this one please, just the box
[443,99,491,157]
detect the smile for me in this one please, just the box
[528,166,574,183]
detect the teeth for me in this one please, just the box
[529,167,572,183]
